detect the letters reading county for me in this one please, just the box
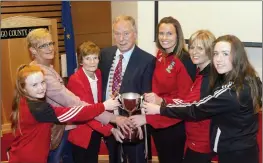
[1,26,48,39]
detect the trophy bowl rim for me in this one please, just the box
[120,92,141,100]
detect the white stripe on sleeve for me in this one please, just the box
[58,106,85,122]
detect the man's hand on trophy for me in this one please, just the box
[103,98,121,111]
[115,116,133,134]
[136,127,144,140]
[111,128,124,143]
[143,92,163,105]
[129,115,146,128]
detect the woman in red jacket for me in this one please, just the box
[9,64,120,163]
[131,16,196,163]
[67,41,125,163]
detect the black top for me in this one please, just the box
[160,82,258,153]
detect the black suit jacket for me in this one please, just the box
[99,45,156,103]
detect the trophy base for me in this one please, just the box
[121,128,141,143]
[122,138,141,144]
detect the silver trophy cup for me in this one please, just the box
[118,92,142,142]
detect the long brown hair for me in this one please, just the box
[209,35,262,113]
[155,16,187,59]
[11,64,44,134]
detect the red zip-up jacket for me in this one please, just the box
[183,66,211,153]
[9,97,105,163]
[67,68,113,149]
[146,50,196,128]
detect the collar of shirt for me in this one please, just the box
[116,45,135,63]
[82,67,98,82]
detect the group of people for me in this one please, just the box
[8,14,261,163]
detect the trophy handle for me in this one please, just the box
[139,95,144,109]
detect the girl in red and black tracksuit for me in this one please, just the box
[9,64,119,163]
[145,17,196,163]
[144,35,262,163]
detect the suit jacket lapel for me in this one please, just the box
[120,46,139,93]
[104,47,117,80]
[102,47,117,98]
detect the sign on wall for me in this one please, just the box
[1,26,48,39]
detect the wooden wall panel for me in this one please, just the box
[71,2,112,48]
[1,1,61,6]
[75,33,112,49]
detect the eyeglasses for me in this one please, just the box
[37,42,55,49]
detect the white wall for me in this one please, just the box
[111,1,262,79]
[137,1,156,55]
[246,47,262,79]
[159,1,262,43]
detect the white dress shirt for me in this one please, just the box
[82,67,98,103]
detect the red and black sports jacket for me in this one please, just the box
[183,65,211,153]
[9,97,104,163]
[146,50,196,128]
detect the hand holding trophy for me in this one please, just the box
[116,92,144,143]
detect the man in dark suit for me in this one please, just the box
[99,15,156,163]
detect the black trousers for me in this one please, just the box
[71,131,102,163]
[182,148,213,163]
[152,122,186,163]
[104,134,147,163]
[218,146,259,163]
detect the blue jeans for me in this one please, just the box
[48,130,74,163]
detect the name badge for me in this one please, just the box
[166,61,175,73]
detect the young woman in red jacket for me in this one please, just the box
[9,64,120,163]
[67,41,127,163]
[130,16,196,163]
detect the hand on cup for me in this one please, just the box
[115,116,134,134]
[141,101,161,115]
[111,128,124,143]
[103,98,121,111]
[129,115,147,128]
[143,92,163,105]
